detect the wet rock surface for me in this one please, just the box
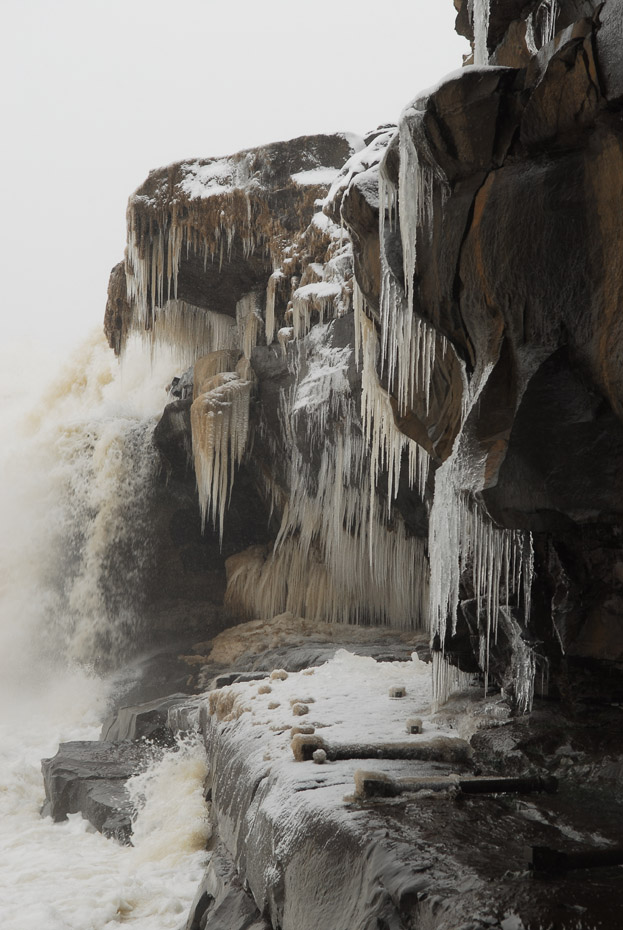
[185,843,270,930]
[40,740,153,844]
[100,692,192,743]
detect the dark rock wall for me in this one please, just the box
[370,0,623,696]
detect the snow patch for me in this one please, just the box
[291,167,340,186]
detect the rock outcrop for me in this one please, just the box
[41,740,151,843]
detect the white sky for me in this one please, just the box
[0,0,467,352]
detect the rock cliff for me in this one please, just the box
[105,0,623,709]
[95,3,623,922]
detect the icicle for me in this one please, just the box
[429,464,535,707]
[377,155,448,418]
[193,350,240,399]
[291,283,342,340]
[539,0,558,45]
[236,293,261,360]
[398,109,439,318]
[278,327,294,356]
[509,618,536,714]
[357,294,430,505]
[525,15,538,55]
[129,300,238,369]
[265,270,284,345]
[525,0,559,54]
[431,652,474,711]
[470,0,490,66]
[191,373,252,543]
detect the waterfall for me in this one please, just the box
[0,332,180,673]
[0,333,210,928]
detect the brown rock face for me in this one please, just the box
[103,262,131,354]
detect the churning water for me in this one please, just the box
[0,332,209,929]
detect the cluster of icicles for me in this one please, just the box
[119,109,540,710]
[227,319,429,628]
[125,190,261,335]
[189,296,260,541]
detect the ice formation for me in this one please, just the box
[191,373,252,542]
[525,0,559,53]
[193,350,240,399]
[226,320,429,629]
[226,433,429,628]
[538,0,559,45]
[265,270,285,345]
[117,121,539,709]
[428,467,534,698]
[431,651,473,712]
[291,282,343,339]
[236,293,262,360]
[137,300,237,368]
[377,115,448,417]
[125,181,265,340]
[355,289,429,508]
[291,322,353,443]
[278,327,294,356]
[471,0,491,66]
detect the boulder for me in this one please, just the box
[40,740,153,843]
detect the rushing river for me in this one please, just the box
[0,333,209,929]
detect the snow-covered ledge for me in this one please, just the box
[196,650,472,930]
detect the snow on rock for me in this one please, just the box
[291,322,352,420]
[291,166,341,186]
[200,649,471,930]
[325,128,396,212]
[179,159,239,200]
